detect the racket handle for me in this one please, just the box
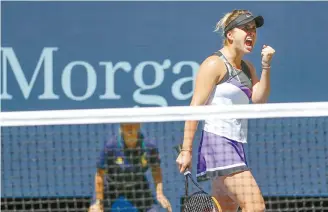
[183,170,191,176]
[185,173,188,197]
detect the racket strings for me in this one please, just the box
[183,191,218,212]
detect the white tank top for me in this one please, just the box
[203,51,253,143]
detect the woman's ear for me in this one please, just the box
[226,30,234,42]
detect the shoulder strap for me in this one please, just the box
[213,51,229,62]
[213,51,233,75]
[213,50,223,57]
[116,134,123,149]
[241,60,252,80]
[139,132,146,150]
[214,51,252,82]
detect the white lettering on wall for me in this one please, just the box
[99,61,132,100]
[0,47,200,107]
[61,61,97,101]
[133,60,171,107]
[171,61,199,100]
[1,47,59,100]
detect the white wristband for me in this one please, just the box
[95,199,103,205]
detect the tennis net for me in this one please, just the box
[1,102,328,212]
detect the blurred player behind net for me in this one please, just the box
[89,123,172,212]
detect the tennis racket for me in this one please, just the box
[175,146,222,212]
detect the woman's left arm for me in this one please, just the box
[245,45,275,104]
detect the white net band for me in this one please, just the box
[2,102,328,127]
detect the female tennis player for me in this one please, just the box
[176,9,275,212]
[89,123,172,212]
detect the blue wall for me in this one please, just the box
[2,1,328,111]
[1,1,328,210]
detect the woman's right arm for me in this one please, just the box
[89,169,105,212]
[91,143,110,211]
[95,169,105,202]
[178,56,226,173]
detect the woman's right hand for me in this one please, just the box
[88,203,103,212]
[176,150,192,173]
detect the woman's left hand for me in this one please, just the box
[261,45,275,66]
[156,193,172,212]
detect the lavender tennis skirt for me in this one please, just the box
[196,130,249,181]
